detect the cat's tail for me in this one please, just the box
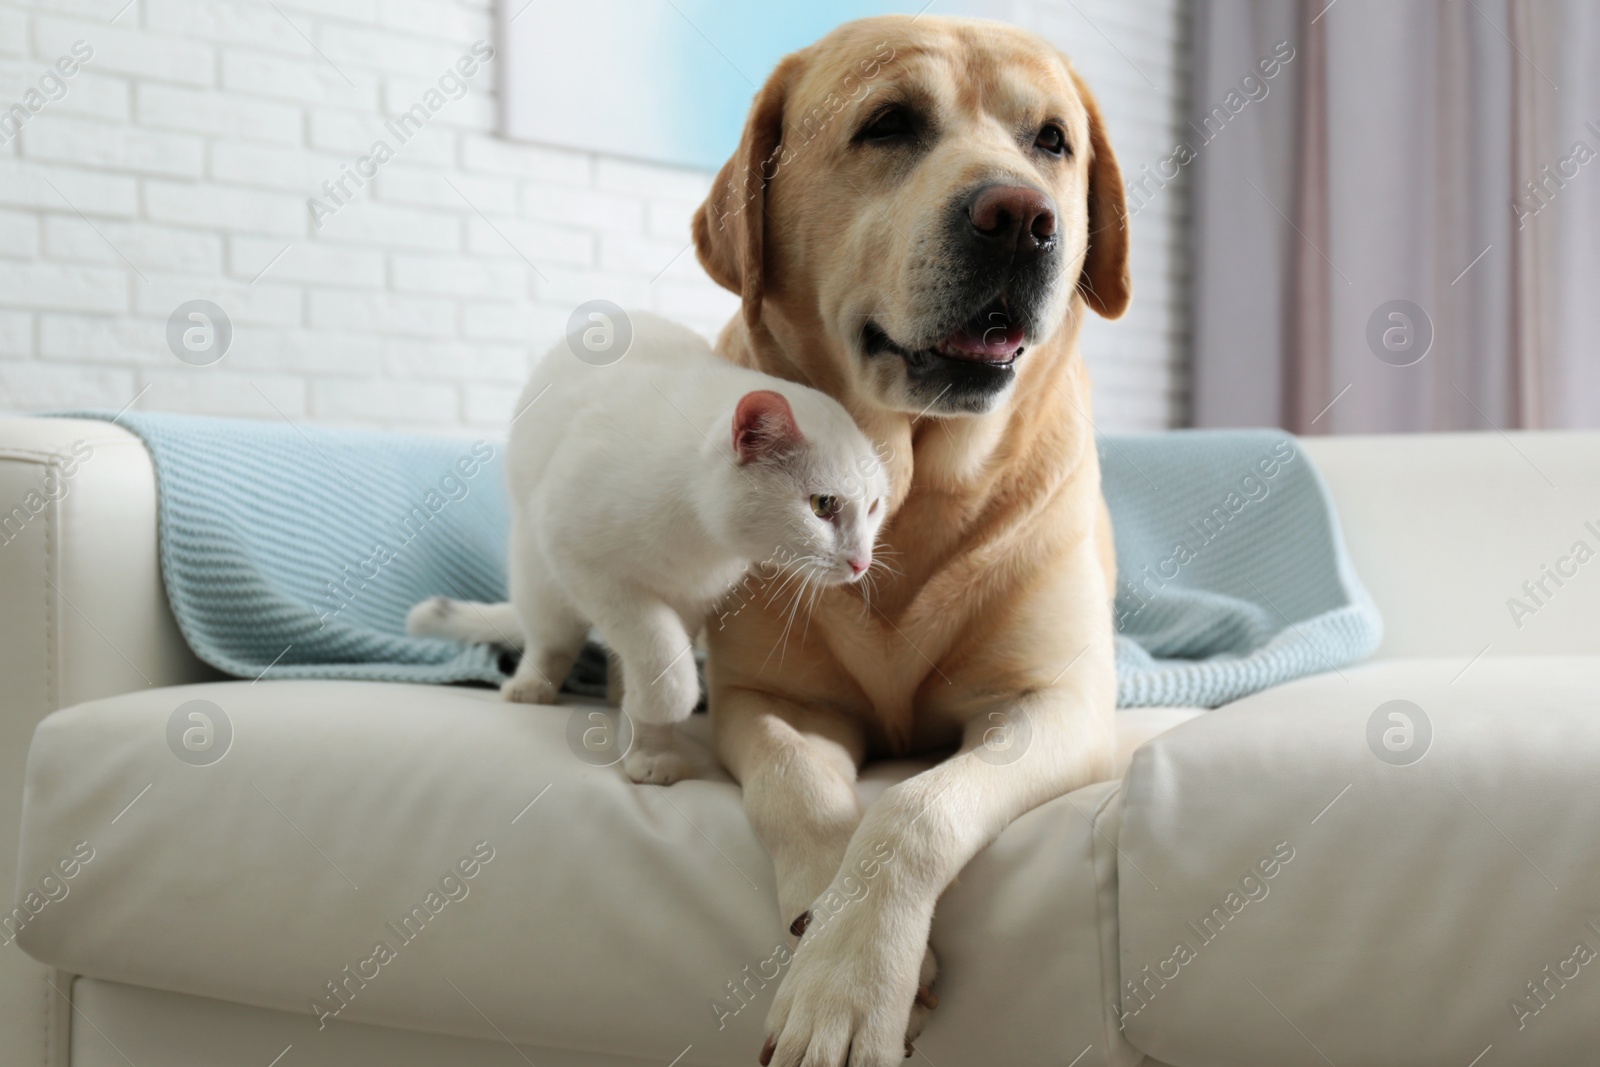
[405,596,524,649]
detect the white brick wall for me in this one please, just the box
[0,0,1187,435]
[1011,0,1194,430]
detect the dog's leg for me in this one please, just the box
[715,688,867,938]
[760,684,1115,1067]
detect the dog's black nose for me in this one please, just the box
[963,184,1057,265]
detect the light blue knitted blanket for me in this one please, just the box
[68,411,511,684]
[1102,429,1381,706]
[66,414,1378,706]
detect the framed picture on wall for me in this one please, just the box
[499,0,997,171]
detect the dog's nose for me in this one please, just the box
[965,184,1057,259]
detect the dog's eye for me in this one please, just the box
[859,106,912,142]
[810,494,841,519]
[1035,124,1069,156]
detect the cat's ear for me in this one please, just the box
[732,390,804,464]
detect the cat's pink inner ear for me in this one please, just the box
[732,390,804,464]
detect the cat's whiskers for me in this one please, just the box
[773,568,811,671]
[857,569,875,612]
[761,555,813,611]
[867,552,903,578]
[799,559,830,643]
[762,552,826,674]
[857,553,900,616]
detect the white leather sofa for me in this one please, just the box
[3,416,1598,1067]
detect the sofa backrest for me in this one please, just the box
[1303,431,1600,660]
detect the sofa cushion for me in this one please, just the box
[14,680,1154,1067]
[65,977,1195,1067]
[1116,656,1600,1067]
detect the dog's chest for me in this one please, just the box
[814,559,992,713]
[818,592,934,695]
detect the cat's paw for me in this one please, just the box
[623,744,694,785]
[500,673,557,705]
[405,596,458,637]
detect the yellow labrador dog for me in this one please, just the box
[692,15,1129,1066]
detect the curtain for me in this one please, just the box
[1189,0,1600,433]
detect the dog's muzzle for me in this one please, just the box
[863,182,1065,414]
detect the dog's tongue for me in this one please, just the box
[939,320,1025,362]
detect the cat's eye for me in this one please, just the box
[869,499,882,516]
[810,494,840,519]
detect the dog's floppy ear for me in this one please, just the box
[1068,65,1130,319]
[692,53,804,330]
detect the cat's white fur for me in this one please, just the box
[408,312,890,784]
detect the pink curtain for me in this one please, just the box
[1190,0,1600,433]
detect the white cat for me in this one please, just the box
[407,312,890,785]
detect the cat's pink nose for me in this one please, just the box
[849,558,870,575]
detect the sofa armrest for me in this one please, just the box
[1114,656,1600,1066]
[0,417,214,715]
[0,418,215,1065]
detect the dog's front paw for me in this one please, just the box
[762,908,928,1067]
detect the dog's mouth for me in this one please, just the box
[863,296,1027,370]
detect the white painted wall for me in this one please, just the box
[0,0,1189,436]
